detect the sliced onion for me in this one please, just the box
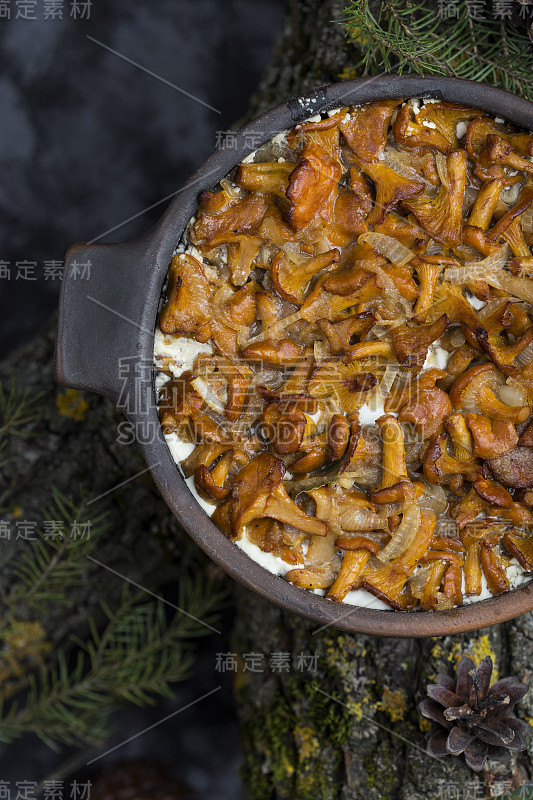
[280,242,302,261]
[254,368,285,389]
[419,484,448,515]
[212,283,234,310]
[341,508,390,531]
[359,232,415,268]
[357,257,413,317]
[378,363,400,399]
[337,475,356,490]
[368,325,389,341]
[478,298,508,321]
[245,310,302,344]
[382,147,430,185]
[314,340,329,365]
[191,377,226,415]
[368,364,400,410]
[449,328,466,348]
[485,271,533,304]
[435,153,448,188]
[305,533,336,567]
[376,504,421,563]
[516,340,533,368]
[521,203,533,238]
[425,243,445,256]
[219,177,242,199]
[497,377,528,406]
[213,283,250,337]
[409,564,435,599]
[444,246,509,284]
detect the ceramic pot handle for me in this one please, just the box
[55,233,160,403]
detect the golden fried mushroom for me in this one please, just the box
[213,453,327,540]
[360,509,437,610]
[235,161,296,199]
[340,99,402,162]
[286,141,342,230]
[355,160,425,225]
[404,150,467,245]
[159,254,212,336]
[392,104,452,153]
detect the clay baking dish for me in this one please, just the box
[56,75,533,637]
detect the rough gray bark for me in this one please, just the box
[232,2,533,798]
[246,0,362,119]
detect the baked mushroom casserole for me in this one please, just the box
[154,97,533,612]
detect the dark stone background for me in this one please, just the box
[0,0,285,793]
[0,0,285,358]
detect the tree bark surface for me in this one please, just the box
[232,2,533,798]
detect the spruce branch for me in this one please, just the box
[0,380,42,439]
[0,579,224,749]
[7,487,109,610]
[339,0,533,99]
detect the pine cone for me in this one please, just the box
[420,656,530,771]
[91,761,194,800]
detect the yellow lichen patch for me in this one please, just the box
[419,716,432,732]
[378,687,407,722]
[294,725,321,761]
[465,635,499,682]
[345,696,373,721]
[56,388,89,421]
[322,633,365,682]
[339,65,359,82]
[349,701,364,722]
[430,641,444,660]
[12,506,22,519]
[0,620,51,694]
[345,26,370,50]
[448,642,463,666]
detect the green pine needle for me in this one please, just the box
[339,0,533,99]
[0,580,224,749]
[8,487,109,610]
[0,381,42,439]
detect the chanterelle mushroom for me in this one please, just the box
[193,191,270,244]
[340,99,402,162]
[370,415,424,504]
[423,432,483,486]
[212,453,327,540]
[287,140,342,231]
[464,413,519,459]
[391,314,449,372]
[159,254,212,336]
[449,363,530,424]
[392,103,452,153]
[360,509,437,610]
[354,159,425,225]
[404,149,467,246]
[398,381,452,439]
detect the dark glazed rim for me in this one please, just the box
[57,75,533,636]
